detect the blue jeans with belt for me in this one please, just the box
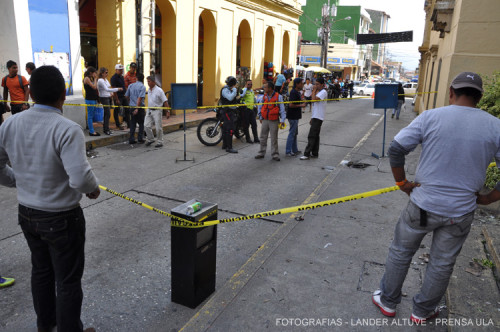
[379,200,473,317]
[19,204,86,332]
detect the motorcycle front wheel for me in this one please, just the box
[197,118,223,146]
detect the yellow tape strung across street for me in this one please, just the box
[99,163,498,228]
[0,91,437,112]
[99,184,401,228]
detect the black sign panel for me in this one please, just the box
[356,31,413,45]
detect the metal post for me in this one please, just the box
[176,109,194,162]
[382,108,387,157]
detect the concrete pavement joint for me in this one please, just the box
[0,231,23,242]
[179,113,386,332]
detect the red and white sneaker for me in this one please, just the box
[410,308,440,324]
[372,290,396,317]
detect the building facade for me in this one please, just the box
[1,0,301,126]
[415,0,500,113]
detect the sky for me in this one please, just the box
[304,0,426,71]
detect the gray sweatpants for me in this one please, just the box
[379,200,473,317]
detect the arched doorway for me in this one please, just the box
[282,31,290,70]
[236,20,252,73]
[156,0,176,93]
[264,26,274,81]
[198,10,217,106]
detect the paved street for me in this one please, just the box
[1,98,499,331]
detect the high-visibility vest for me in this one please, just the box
[242,89,255,109]
[261,92,280,121]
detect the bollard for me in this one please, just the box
[170,199,217,308]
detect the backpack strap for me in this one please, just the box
[2,76,7,92]
[18,75,23,89]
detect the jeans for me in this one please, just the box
[392,100,404,119]
[380,200,473,317]
[304,118,323,157]
[85,100,97,134]
[257,119,280,157]
[130,109,145,142]
[19,204,86,332]
[145,109,163,143]
[285,119,299,154]
[99,97,112,132]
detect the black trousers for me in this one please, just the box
[222,109,235,149]
[130,109,145,142]
[304,118,323,157]
[11,103,24,114]
[99,97,112,132]
[19,204,86,332]
[117,96,130,128]
[241,107,258,141]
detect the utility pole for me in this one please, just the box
[320,0,331,69]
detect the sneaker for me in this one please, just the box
[129,140,137,144]
[410,309,439,324]
[294,150,302,155]
[104,130,113,135]
[145,141,154,146]
[311,155,319,159]
[272,156,280,161]
[254,155,264,159]
[300,155,310,160]
[286,153,295,157]
[226,148,238,153]
[137,140,145,144]
[155,143,163,148]
[391,114,395,119]
[372,290,396,317]
[89,132,101,137]
[0,276,15,288]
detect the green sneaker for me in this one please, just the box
[0,276,15,288]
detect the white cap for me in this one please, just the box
[115,64,124,70]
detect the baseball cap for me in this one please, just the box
[130,62,137,67]
[450,72,483,93]
[115,64,124,70]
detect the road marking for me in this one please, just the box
[179,115,385,332]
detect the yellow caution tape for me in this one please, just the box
[0,91,437,112]
[99,184,400,228]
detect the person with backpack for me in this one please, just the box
[2,60,30,114]
[254,81,286,161]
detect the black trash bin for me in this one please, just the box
[171,199,217,308]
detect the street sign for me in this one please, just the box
[374,84,398,109]
[171,83,197,110]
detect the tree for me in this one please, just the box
[478,71,500,118]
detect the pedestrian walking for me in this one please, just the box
[286,78,305,157]
[348,80,354,99]
[2,60,30,114]
[144,76,169,148]
[97,67,122,135]
[111,64,129,129]
[83,67,100,136]
[124,62,138,89]
[219,76,240,153]
[254,82,286,161]
[303,78,313,112]
[126,73,147,144]
[391,82,405,119]
[240,80,260,144]
[0,65,100,332]
[373,72,500,325]
[300,78,328,160]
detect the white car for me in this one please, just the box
[355,83,376,96]
[403,82,418,96]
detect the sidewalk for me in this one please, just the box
[85,110,214,149]
[179,105,500,331]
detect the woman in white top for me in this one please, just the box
[97,67,122,135]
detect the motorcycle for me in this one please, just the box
[196,105,246,146]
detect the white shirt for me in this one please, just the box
[303,83,313,97]
[148,85,168,109]
[97,78,119,98]
[312,89,328,120]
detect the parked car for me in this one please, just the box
[353,83,367,95]
[354,83,376,96]
[403,82,418,96]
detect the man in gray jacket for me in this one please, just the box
[0,66,99,332]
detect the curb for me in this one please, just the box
[85,117,207,149]
[482,225,500,279]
